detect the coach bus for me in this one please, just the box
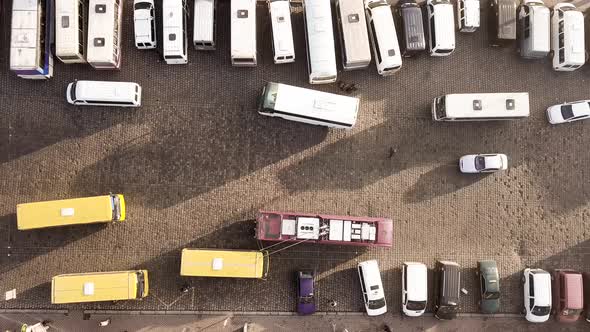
[432,93,530,121]
[180,249,269,279]
[10,0,54,79]
[55,0,86,63]
[303,0,337,84]
[87,0,123,69]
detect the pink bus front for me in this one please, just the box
[255,210,393,247]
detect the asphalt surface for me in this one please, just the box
[1,0,590,319]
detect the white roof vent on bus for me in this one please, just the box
[83,282,95,296]
[212,258,224,270]
[95,4,106,14]
[60,208,75,217]
[238,10,249,18]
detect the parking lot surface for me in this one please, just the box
[1,0,590,316]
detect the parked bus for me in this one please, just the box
[55,0,86,63]
[87,0,123,69]
[231,0,257,66]
[66,81,142,107]
[457,0,480,32]
[518,0,550,59]
[10,0,54,79]
[258,82,359,128]
[193,0,216,50]
[432,93,530,121]
[163,0,188,64]
[551,3,585,71]
[16,194,126,230]
[52,270,148,304]
[180,249,269,279]
[365,0,402,76]
[335,0,371,70]
[268,0,295,64]
[303,0,337,84]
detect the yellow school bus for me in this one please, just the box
[16,194,125,230]
[51,270,148,304]
[180,249,269,279]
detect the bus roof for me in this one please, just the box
[269,0,294,58]
[338,0,370,64]
[55,0,81,55]
[231,0,257,58]
[10,1,41,70]
[180,249,267,278]
[193,0,215,43]
[304,0,337,77]
[52,270,144,304]
[87,0,119,63]
[443,93,530,118]
[17,195,118,230]
[163,0,185,55]
[563,10,585,60]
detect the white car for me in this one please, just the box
[402,262,427,317]
[546,100,590,124]
[459,154,508,173]
[523,268,551,323]
[134,0,157,49]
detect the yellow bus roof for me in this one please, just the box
[180,249,267,278]
[51,270,146,304]
[16,195,123,230]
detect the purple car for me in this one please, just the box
[297,270,316,315]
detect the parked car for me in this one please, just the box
[358,260,387,316]
[552,269,584,322]
[546,100,590,124]
[488,0,518,46]
[584,272,590,323]
[296,270,316,315]
[402,262,427,317]
[476,260,500,313]
[523,268,552,323]
[133,0,157,49]
[433,260,460,320]
[459,154,508,173]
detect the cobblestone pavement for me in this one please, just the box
[1,0,590,316]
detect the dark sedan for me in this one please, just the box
[476,260,500,313]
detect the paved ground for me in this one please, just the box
[1,312,588,332]
[1,0,590,319]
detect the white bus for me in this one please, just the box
[163,0,189,64]
[365,0,402,76]
[268,0,295,64]
[231,0,257,66]
[55,0,86,63]
[258,82,359,128]
[335,0,371,70]
[66,81,142,107]
[551,3,585,72]
[193,0,216,50]
[87,0,123,69]
[303,0,337,84]
[10,0,54,79]
[432,93,530,121]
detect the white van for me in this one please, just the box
[66,81,142,107]
[402,262,427,317]
[523,268,551,323]
[365,0,402,76]
[457,0,480,32]
[551,3,585,71]
[231,0,257,66]
[134,0,157,49]
[193,0,216,50]
[426,0,455,56]
[357,260,387,316]
[162,0,189,64]
[268,0,295,64]
[335,0,371,70]
[518,0,550,59]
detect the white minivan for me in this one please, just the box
[402,262,427,317]
[357,260,387,316]
[66,81,142,107]
[523,268,551,323]
[365,0,402,76]
[426,0,455,56]
[551,3,585,71]
[134,0,157,49]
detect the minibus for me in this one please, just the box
[193,0,216,50]
[180,249,269,279]
[358,260,387,316]
[518,0,550,59]
[17,194,125,230]
[397,0,426,57]
[87,0,123,69]
[426,0,455,56]
[231,0,257,66]
[66,81,142,107]
[335,0,371,70]
[489,0,518,46]
[55,0,86,63]
[365,0,402,75]
[163,0,188,64]
[134,0,157,49]
[551,3,585,71]
[303,0,338,84]
[268,0,295,64]
[457,0,480,32]
[52,270,148,304]
[258,82,359,128]
[432,92,530,121]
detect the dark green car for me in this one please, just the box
[476,260,500,313]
